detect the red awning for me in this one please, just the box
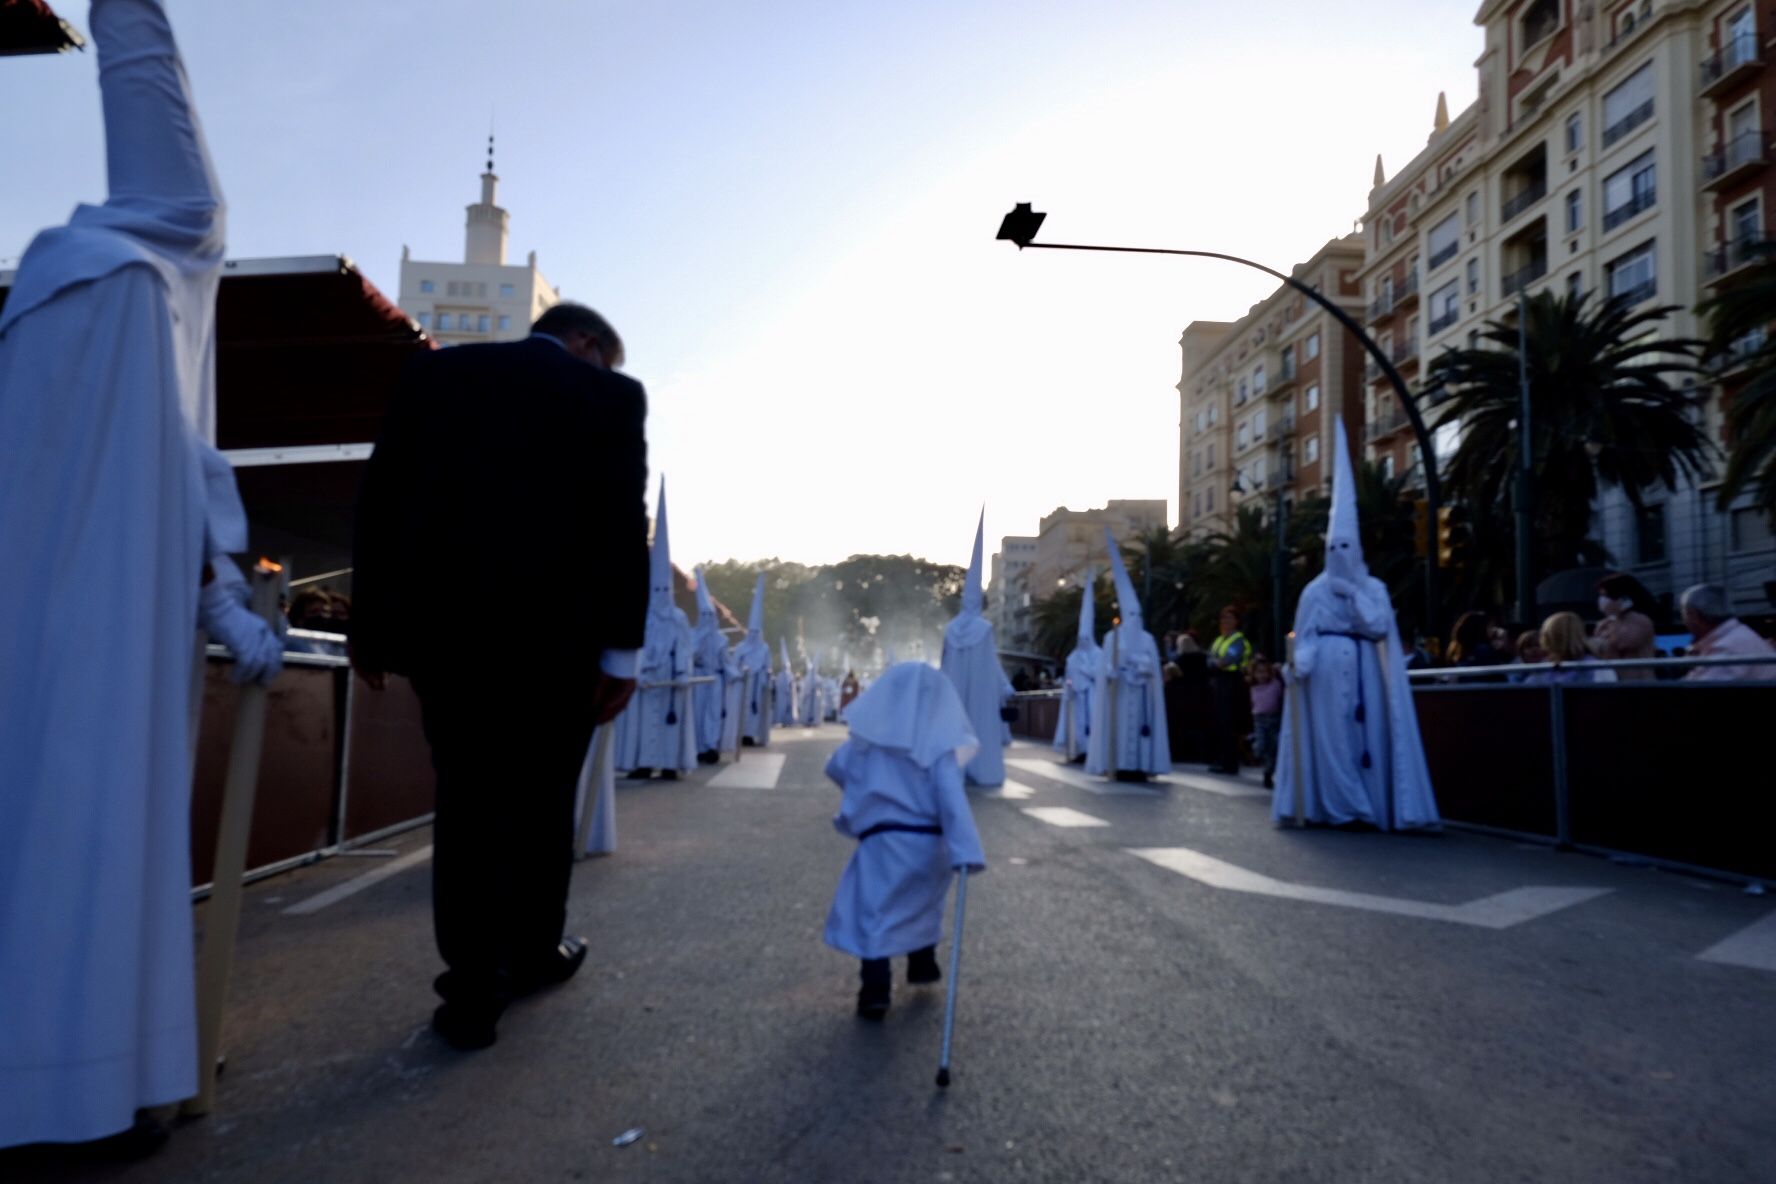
[0,0,84,56]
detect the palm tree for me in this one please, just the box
[1029,574,1114,664]
[1426,291,1713,576]
[1189,501,1329,655]
[1698,241,1776,521]
[1119,525,1198,635]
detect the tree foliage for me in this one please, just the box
[1697,241,1776,522]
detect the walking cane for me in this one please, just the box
[935,868,970,1088]
[1103,629,1120,778]
[184,559,281,1117]
[1286,631,1306,827]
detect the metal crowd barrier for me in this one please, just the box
[1408,654,1776,883]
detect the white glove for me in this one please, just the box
[200,557,284,685]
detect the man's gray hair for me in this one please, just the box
[532,302,624,365]
[1681,583,1730,624]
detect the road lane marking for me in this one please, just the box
[1022,806,1111,829]
[1156,771,1272,799]
[1697,910,1776,972]
[709,754,788,789]
[1005,758,1163,797]
[284,846,434,916]
[973,780,1037,800]
[1126,846,1610,929]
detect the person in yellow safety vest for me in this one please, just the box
[1205,606,1252,774]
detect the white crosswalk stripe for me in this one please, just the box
[1021,806,1111,829]
[1005,758,1162,797]
[1697,909,1776,972]
[709,754,788,789]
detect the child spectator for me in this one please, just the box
[1247,656,1284,789]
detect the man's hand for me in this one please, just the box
[348,642,386,691]
[590,673,638,725]
[1327,576,1359,600]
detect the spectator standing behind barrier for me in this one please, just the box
[1248,657,1284,789]
[0,1,282,1156]
[1447,611,1507,670]
[1526,613,1618,686]
[352,302,648,1051]
[1594,572,1659,681]
[1204,605,1251,774]
[1680,584,1776,682]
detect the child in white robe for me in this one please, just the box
[823,663,987,1019]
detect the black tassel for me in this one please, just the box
[1140,725,1151,737]
[1361,751,1372,769]
[1354,702,1366,723]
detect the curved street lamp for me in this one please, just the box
[996,203,1445,636]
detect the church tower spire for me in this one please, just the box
[464,133,509,265]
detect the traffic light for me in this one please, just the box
[1436,506,1456,567]
[1411,499,1430,558]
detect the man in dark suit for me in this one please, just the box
[352,303,648,1049]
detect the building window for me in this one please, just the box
[1565,189,1583,234]
[1429,279,1461,333]
[413,312,428,330]
[1731,505,1775,553]
[1209,404,1218,426]
[477,314,491,332]
[1253,364,1266,394]
[1207,442,1216,467]
[1602,63,1654,148]
[1606,240,1656,306]
[1730,197,1762,249]
[1304,436,1321,465]
[1238,422,1251,450]
[499,315,512,331]
[420,280,435,294]
[1466,257,1480,295]
[1237,378,1249,404]
[458,313,473,331]
[447,281,460,297]
[1305,383,1320,412]
[1565,112,1583,155]
[1567,271,1583,299]
[1380,454,1396,481]
[500,283,515,298]
[1521,0,1558,48]
[1465,191,1480,228]
[1635,503,1667,564]
[1428,213,1461,270]
[1602,150,1655,231]
[1280,343,1294,378]
[1305,332,1321,360]
[1254,408,1267,439]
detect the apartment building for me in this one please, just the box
[1028,501,1170,596]
[1354,0,1775,612]
[1176,236,1368,538]
[989,535,1040,652]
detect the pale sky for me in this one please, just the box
[1,0,1482,571]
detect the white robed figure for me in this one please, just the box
[774,637,798,726]
[614,478,696,777]
[1273,421,1440,830]
[940,511,1012,787]
[733,575,774,745]
[689,566,728,759]
[1053,567,1101,761]
[824,663,987,961]
[799,647,825,725]
[1086,529,1171,778]
[0,0,283,1147]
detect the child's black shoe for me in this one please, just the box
[906,946,942,985]
[857,958,892,1019]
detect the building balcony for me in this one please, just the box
[1392,338,1420,368]
[1602,190,1656,232]
[1602,100,1654,148]
[1608,278,1658,306]
[1366,406,1412,443]
[1428,307,1460,335]
[1607,0,1653,52]
[1700,33,1763,99]
[1502,257,1549,298]
[1705,235,1767,284]
[1275,412,1297,438]
[1702,131,1771,191]
[1365,270,1420,322]
[1500,178,1548,225]
[1427,242,1459,272]
[1713,326,1769,374]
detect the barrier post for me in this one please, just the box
[184,560,281,1117]
[1550,683,1572,850]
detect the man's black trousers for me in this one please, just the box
[414,672,596,1008]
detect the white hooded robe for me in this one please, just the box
[614,479,696,773]
[941,511,1012,787]
[1086,530,1171,776]
[1053,569,1101,759]
[824,663,987,960]
[1272,420,1440,831]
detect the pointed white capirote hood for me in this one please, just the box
[962,509,985,616]
[693,564,715,624]
[649,476,674,614]
[780,637,792,672]
[1325,417,1370,582]
[747,573,766,638]
[1077,566,1097,645]
[1104,527,1141,629]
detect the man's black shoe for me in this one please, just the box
[432,1002,499,1051]
[907,947,942,985]
[510,936,588,995]
[856,985,891,1020]
[660,770,680,781]
[697,750,720,765]
[626,768,655,780]
[741,737,758,747]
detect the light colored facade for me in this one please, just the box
[1177,237,1368,539]
[1029,500,1169,596]
[990,535,1040,652]
[398,154,559,345]
[1357,0,1776,614]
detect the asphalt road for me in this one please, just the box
[9,729,1775,1183]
